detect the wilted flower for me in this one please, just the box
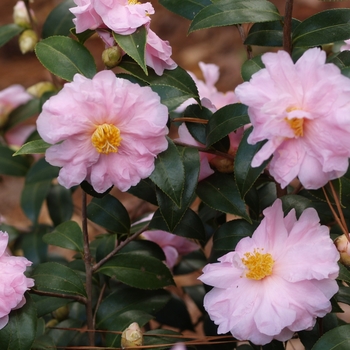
[0,231,34,329]
[0,85,32,127]
[235,48,350,189]
[36,70,168,193]
[199,199,339,345]
[121,322,143,348]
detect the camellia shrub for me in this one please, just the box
[1,0,350,349]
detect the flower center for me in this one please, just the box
[241,249,274,280]
[91,123,122,154]
[128,0,140,4]
[285,107,304,137]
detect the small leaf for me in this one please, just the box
[43,221,84,252]
[32,262,87,297]
[35,36,97,81]
[98,253,175,289]
[0,144,31,176]
[235,128,270,198]
[0,24,23,47]
[293,9,350,47]
[150,138,185,208]
[311,324,350,350]
[87,194,130,235]
[241,54,265,81]
[159,0,212,20]
[0,294,37,350]
[13,139,51,155]
[189,0,281,33]
[42,0,75,38]
[113,26,147,74]
[206,103,249,147]
[196,173,250,221]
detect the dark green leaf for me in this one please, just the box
[293,9,350,47]
[113,26,147,74]
[31,262,87,297]
[338,263,350,284]
[328,51,350,79]
[206,103,249,147]
[311,324,350,350]
[0,295,37,350]
[241,54,265,81]
[13,139,51,155]
[70,28,95,44]
[0,24,23,47]
[31,294,70,318]
[127,178,158,205]
[21,158,59,223]
[98,253,175,289]
[245,18,301,47]
[21,225,49,265]
[94,234,118,262]
[0,144,31,176]
[42,0,75,38]
[150,138,185,208]
[144,329,186,349]
[281,194,313,218]
[47,319,83,347]
[173,250,206,275]
[189,0,281,33]
[159,0,212,20]
[183,284,206,313]
[196,173,250,221]
[31,334,57,350]
[119,240,166,261]
[35,36,97,81]
[87,194,130,235]
[43,221,83,252]
[235,128,270,198]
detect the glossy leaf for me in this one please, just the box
[21,158,59,223]
[31,294,70,318]
[47,319,83,347]
[241,54,265,81]
[13,139,51,155]
[113,26,147,74]
[35,36,97,81]
[338,263,350,284]
[173,250,206,275]
[159,0,212,20]
[43,221,84,253]
[118,240,166,261]
[189,0,281,33]
[155,146,199,231]
[31,262,87,297]
[206,103,249,147]
[98,253,175,289]
[119,57,200,110]
[0,24,23,47]
[328,51,350,79]
[143,329,186,348]
[281,194,313,218]
[150,138,185,208]
[87,194,130,235]
[0,144,31,176]
[42,0,75,38]
[127,178,158,206]
[196,173,250,221]
[293,9,350,47]
[311,324,350,350]
[245,18,301,47]
[0,295,37,350]
[235,128,270,198]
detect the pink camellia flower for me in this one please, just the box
[340,39,350,52]
[176,62,238,113]
[145,28,177,76]
[70,0,154,35]
[199,199,339,345]
[36,70,168,193]
[0,85,32,127]
[235,48,350,190]
[0,231,34,330]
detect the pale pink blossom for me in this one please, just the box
[0,85,32,127]
[171,344,186,350]
[235,48,350,189]
[340,39,350,52]
[145,28,177,76]
[176,62,238,113]
[36,70,168,193]
[70,0,154,35]
[0,231,34,329]
[199,199,339,345]
[5,124,36,148]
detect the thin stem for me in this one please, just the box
[82,191,95,346]
[172,117,208,124]
[92,283,106,329]
[236,24,252,60]
[283,0,294,54]
[329,181,349,235]
[92,224,149,272]
[23,0,37,34]
[30,289,87,304]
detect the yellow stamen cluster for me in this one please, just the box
[285,117,304,137]
[128,0,140,4]
[241,249,274,280]
[91,123,122,154]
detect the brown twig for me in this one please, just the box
[30,289,87,304]
[283,0,294,54]
[236,24,253,60]
[329,181,349,235]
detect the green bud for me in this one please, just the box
[27,82,56,98]
[102,46,123,68]
[18,29,38,54]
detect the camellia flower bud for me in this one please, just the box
[334,234,350,266]
[27,82,56,98]
[102,46,123,68]
[121,322,143,348]
[18,29,38,54]
[13,1,35,29]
